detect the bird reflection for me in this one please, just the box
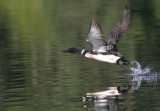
[83,71,158,111]
[83,87,122,111]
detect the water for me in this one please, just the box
[83,61,159,110]
[130,61,151,74]
[0,0,160,111]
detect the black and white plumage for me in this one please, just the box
[63,7,130,66]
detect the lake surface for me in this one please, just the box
[0,0,160,111]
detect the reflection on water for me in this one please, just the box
[83,86,129,111]
[83,87,125,111]
[83,62,159,111]
[131,72,157,90]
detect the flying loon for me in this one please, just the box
[63,7,130,67]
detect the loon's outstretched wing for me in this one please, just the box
[105,7,130,51]
[87,18,107,52]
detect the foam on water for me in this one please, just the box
[130,61,151,75]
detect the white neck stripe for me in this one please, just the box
[81,49,85,55]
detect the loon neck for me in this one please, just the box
[81,49,89,55]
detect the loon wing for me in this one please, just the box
[105,7,130,51]
[87,18,107,52]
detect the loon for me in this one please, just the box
[63,7,130,67]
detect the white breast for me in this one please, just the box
[85,53,120,63]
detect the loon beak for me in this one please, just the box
[62,50,66,52]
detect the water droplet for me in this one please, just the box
[130,61,151,74]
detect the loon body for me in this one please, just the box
[85,53,120,63]
[63,7,130,66]
[82,50,120,63]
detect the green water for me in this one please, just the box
[0,0,160,111]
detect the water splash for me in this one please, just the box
[130,61,151,74]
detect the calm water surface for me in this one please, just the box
[0,0,160,111]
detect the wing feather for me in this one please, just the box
[105,7,130,45]
[87,18,107,52]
